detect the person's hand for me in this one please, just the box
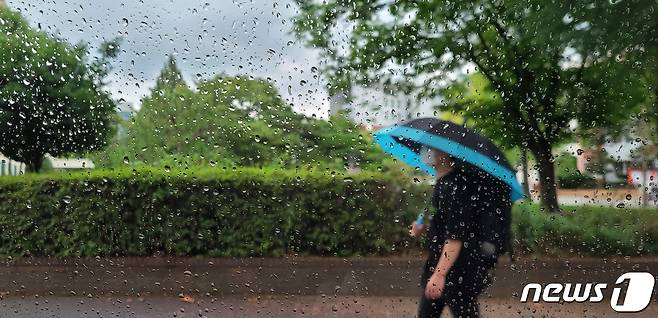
[409,222,426,237]
[424,272,446,300]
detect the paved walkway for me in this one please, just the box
[525,188,658,207]
[0,295,655,317]
[0,256,655,297]
[0,256,655,317]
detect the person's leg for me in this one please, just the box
[443,264,491,318]
[445,291,480,318]
[418,292,446,318]
[419,255,447,318]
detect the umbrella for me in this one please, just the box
[373,117,524,201]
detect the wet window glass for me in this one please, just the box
[0,0,656,317]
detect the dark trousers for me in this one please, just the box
[418,257,491,318]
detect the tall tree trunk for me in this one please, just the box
[25,155,44,173]
[532,143,559,212]
[641,158,648,207]
[521,149,531,198]
[654,84,658,144]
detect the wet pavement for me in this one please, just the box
[0,295,655,318]
[556,188,656,207]
[1,256,656,298]
[0,256,655,317]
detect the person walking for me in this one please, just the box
[373,118,520,317]
[410,149,511,318]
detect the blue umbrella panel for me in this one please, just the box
[373,118,524,201]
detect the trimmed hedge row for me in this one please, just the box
[0,168,428,257]
[0,168,656,257]
[513,204,658,256]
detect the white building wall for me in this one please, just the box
[0,154,26,176]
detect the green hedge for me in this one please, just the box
[0,168,428,257]
[513,204,658,256]
[0,168,656,257]
[558,173,597,189]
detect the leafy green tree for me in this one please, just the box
[126,57,202,166]
[445,63,647,183]
[121,56,387,171]
[293,0,648,211]
[195,74,305,166]
[565,1,657,141]
[90,112,131,168]
[152,55,188,93]
[299,110,390,170]
[0,8,117,172]
[197,76,389,170]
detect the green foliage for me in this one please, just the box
[0,169,656,257]
[513,204,658,256]
[0,168,427,257]
[558,174,597,189]
[555,154,595,189]
[294,0,655,211]
[441,73,519,148]
[555,153,596,189]
[152,55,187,92]
[567,0,657,140]
[0,8,118,172]
[101,57,389,171]
[294,0,643,144]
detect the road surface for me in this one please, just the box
[1,295,655,318]
[0,256,655,317]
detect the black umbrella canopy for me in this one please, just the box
[374,117,524,201]
[399,118,514,171]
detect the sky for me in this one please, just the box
[6,0,437,125]
[7,0,332,117]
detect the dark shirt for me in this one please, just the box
[422,165,512,283]
[427,168,479,265]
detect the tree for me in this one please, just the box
[122,56,387,171]
[196,74,305,166]
[0,8,117,172]
[127,63,304,167]
[294,0,646,211]
[566,1,657,142]
[444,63,647,185]
[153,55,187,93]
[126,56,204,166]
[547,1,657,189]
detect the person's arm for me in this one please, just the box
[409,222,427,237]
[425,239,462,299]
[435,239,462,276]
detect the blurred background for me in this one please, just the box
[0,0,656,317]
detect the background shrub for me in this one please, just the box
[556,154,597,189]
[512,204,658,256]
[0,168,656,257]
[558,173,597,189]
[0,168,428,257]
